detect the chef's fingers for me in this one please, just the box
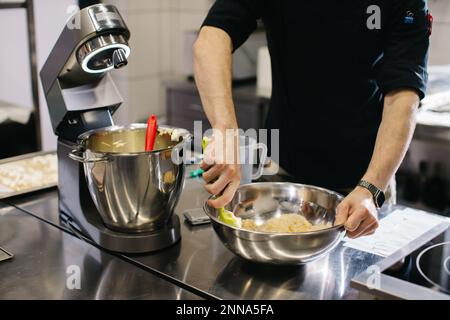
[202,163,225,183]
[344,207,370,232]
[200,159,214,171]
[204,166,234,196]
[207,179,240,208]
[347,216,378,238]
[334,202,350,226]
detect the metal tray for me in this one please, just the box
[0,150,57,200]
[0,247,13,263]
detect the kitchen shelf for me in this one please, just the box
[165,81,268,133]
[0,0,26,8]
[0,3,26,9]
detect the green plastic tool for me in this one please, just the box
[218,207,242,228]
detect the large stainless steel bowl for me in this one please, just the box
[69,124,191,233]
[204,183,345,265]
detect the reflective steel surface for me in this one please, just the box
[4,169,386,299]
[204,183,345,265]
[70,124,191,233]
[0,204,200,300]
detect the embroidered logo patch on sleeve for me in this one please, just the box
[404,11,415,24]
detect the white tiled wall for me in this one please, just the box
[109,0,213,125]
[0,0,78,151]
[0,9,32,110]
[428,0,450,65]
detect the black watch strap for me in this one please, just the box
[357,180,385,208]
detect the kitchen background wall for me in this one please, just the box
[0,4,32,112]
[0,0,212,150]
[0,0,448,174]
[108,0,213,126]
[0,0,77,151]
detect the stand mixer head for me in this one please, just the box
[41,3,131,142]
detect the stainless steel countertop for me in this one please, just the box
[3,172,387,300]
[0,202,200,299]
[128,177,385,300]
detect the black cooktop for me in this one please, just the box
[383,228,450,295]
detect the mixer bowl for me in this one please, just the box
[204,183,345,265]
[70,124,191,233]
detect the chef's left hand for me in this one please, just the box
[335,187,379,238]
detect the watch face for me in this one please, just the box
[377,191,386,208]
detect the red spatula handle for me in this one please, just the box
[145,114,157,152]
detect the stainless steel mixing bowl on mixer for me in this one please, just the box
[204,182,345,265]
[69,124,191,233]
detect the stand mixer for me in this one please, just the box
[40,4,184,253]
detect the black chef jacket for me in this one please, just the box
[202,0,430,189]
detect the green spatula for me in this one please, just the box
[218,207,242,228]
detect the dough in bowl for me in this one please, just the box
[242,213,331,233]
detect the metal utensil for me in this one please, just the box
[0,151,58,200]
[204,182,345,265]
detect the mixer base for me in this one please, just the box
[61,211,181,254]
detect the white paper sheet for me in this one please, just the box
[343,208,448,257]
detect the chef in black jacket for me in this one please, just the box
[195,0,430,238]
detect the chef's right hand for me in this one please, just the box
[200,131,241,208]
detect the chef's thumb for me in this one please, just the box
[334,202,349,226]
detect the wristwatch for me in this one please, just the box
[357,180,385,209]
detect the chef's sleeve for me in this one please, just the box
[201,0,262,51]
[377,0,430,100]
